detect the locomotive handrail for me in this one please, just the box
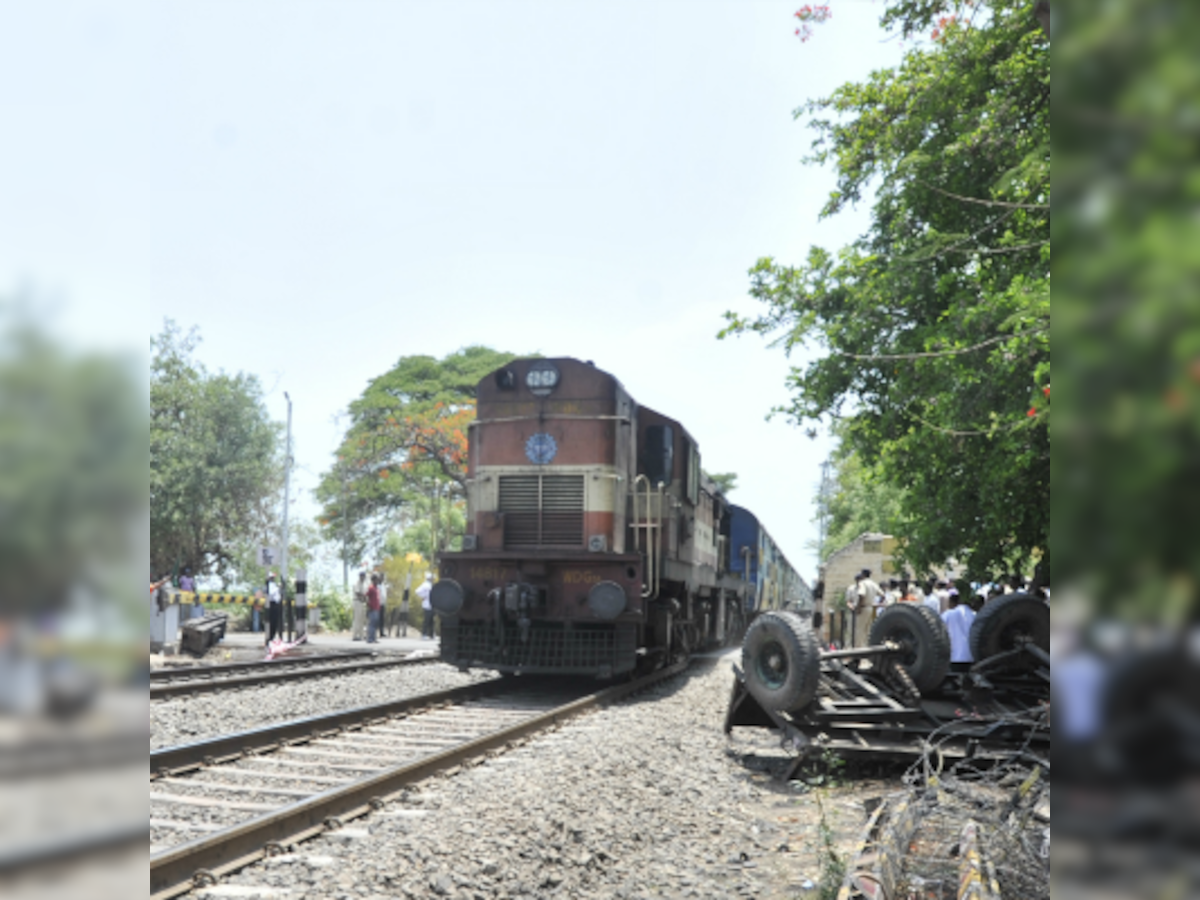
[633,475,663,599]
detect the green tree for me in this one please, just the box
[218,520,323,597]
[316,346,522,563]
[816,431,907,562]
[1055,0,1200,616]
[151,321,282,582]
[0,315,145,615]
[703,470,738,495]
[723,0,1049,580]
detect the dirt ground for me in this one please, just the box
[723,722,904,898]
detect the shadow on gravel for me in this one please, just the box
[728,748,909,797]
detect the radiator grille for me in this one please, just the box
[498,474,584,549]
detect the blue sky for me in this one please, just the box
[0,1,905,584]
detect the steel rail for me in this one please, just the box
[0,821,148,874]
[1,729,149,780]
[151,679,511,773]
[151,649,377,680]
[150,653,437,700]
[150,660,688,899]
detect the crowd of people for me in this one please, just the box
[155,564,442,647]
[349,568,437,644]
[823,568,1049,664]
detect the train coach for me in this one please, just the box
[431,357,809,677]
[728,505,812,618]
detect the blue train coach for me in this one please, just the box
[726,505,812,617]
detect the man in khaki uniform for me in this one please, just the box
[854,568,882,647]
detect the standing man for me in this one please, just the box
[366,574,382,644]
[933,579,951,614]
[351,570,368,641]
[842,573,862,648]
[417,572,435,639]
[855,568,882,648]
[940,589,975,670]
[378,575,392,638]
[923,581,941,615]
[265,572,283,644]
[872,579,890,621]
[810,579,825,643]
[294,570,308,640]
[397,569,413,637]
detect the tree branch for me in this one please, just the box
[897,206,1021,264]
[908,410,1033,438]
[840,325,1047,361]
[921,181,1049,210]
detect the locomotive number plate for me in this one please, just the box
[469,566,510,581]
[562,570,601,585]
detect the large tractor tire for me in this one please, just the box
[969,593,1049,667]
[868,603,951,693]
[1099,647,1200,785]
[741,611,821,714]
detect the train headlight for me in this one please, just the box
[587,580,627,620]
[525,361,560,397]
[430,578,464,616]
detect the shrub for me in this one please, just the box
[310,585,351,632]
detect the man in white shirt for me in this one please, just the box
[265,572,283,644]
[351,571,368,641]
[922,580,941,615]
[417,573,435,639]
[940,589,975,668]
[933,579,952,614]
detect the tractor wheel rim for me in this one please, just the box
[756,640,788,689]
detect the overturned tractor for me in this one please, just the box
[725,594,1050,771]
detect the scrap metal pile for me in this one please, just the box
[836,752,1050,900]
[724,594,1050,775]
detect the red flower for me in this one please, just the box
[1043,385,1050,397]
[1027,407,1037,417]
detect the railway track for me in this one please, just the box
[150,651,437,699]
[0,698,149,877]
[149,661,688,899]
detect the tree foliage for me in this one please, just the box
[703,470,738,495]
[724,0,1049,580]
[151,322,282,581]
[1055,0,1200,616]
[316,346,522,562]
[0,317,145,614]
[816,429,907,562]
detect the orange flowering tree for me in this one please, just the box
[315,346,522,562]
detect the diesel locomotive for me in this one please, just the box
[431,357,810,677]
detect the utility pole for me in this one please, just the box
[817,458,833,563]
[281,392,293,641]
[341,461,350,591]
[430,479,439,568]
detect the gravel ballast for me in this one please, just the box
[152,663,497,750]
[192,650,891,900]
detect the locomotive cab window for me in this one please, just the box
[643,424,673,487]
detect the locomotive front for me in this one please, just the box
[433,358,644,676]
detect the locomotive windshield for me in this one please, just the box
[643,424,674,487]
